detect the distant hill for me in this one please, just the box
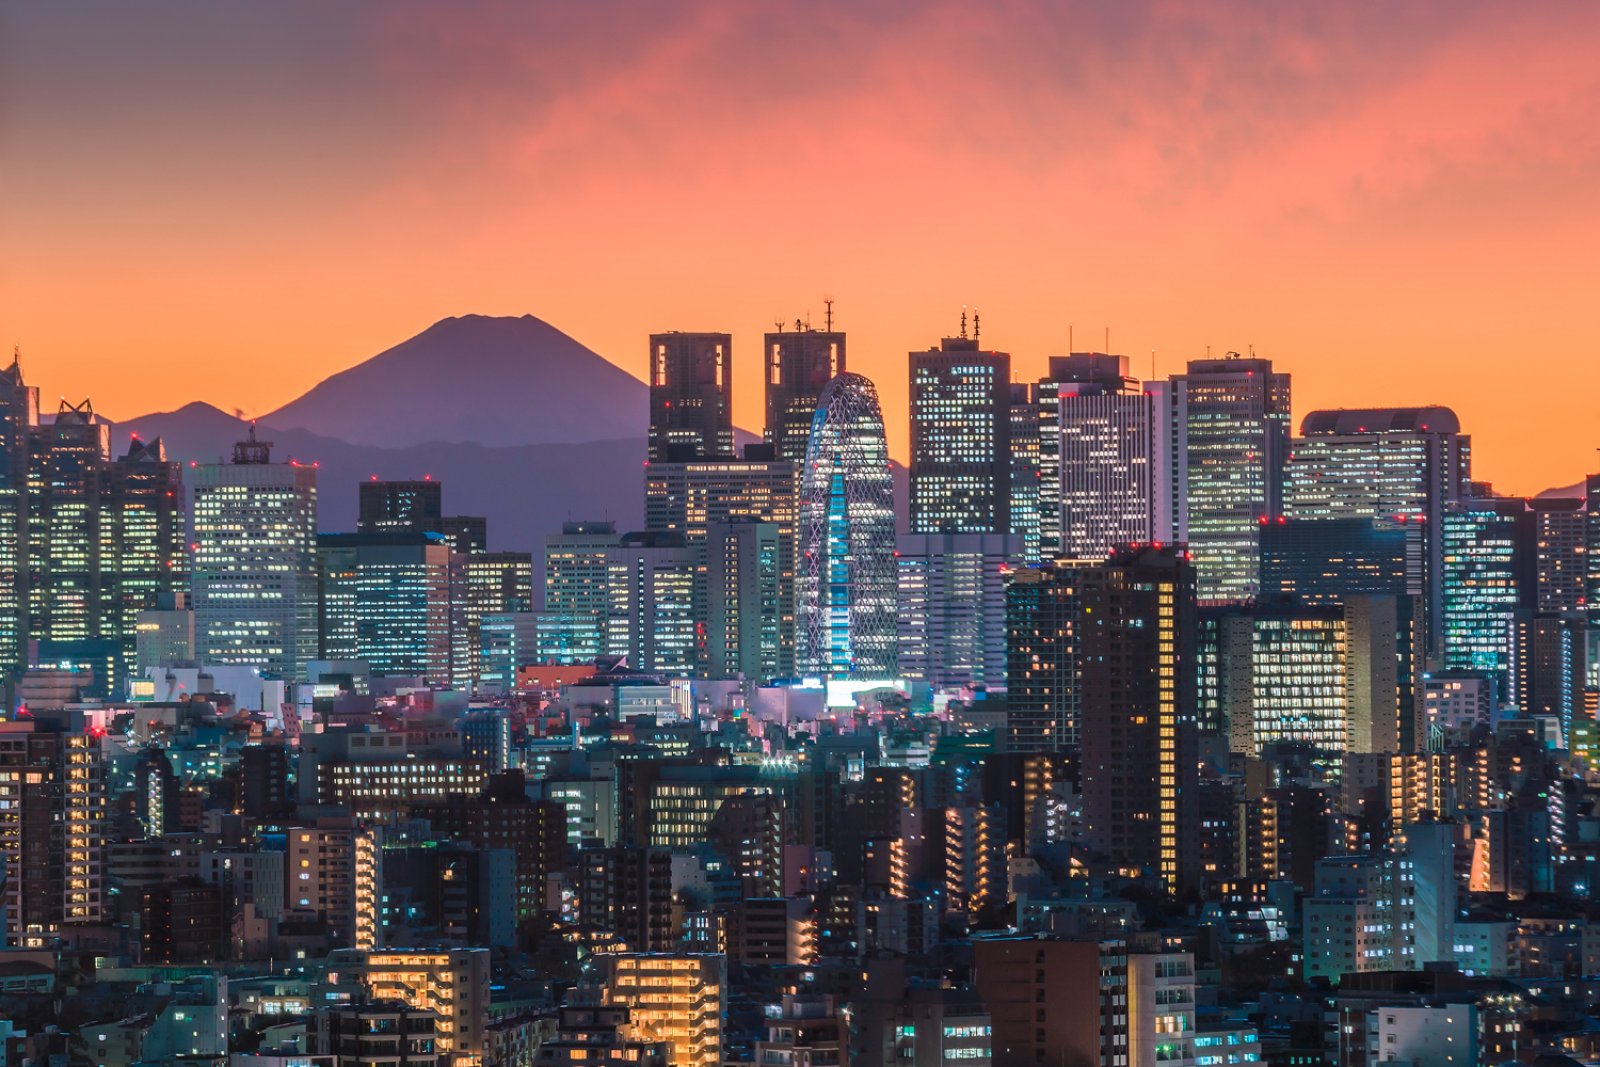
[261,314,648,449]
[114,402,645,551]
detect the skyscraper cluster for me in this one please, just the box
[1,315,1598,1067]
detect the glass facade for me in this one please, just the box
[796,373,896,678]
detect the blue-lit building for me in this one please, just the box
[1440,500,1533,696]
[796,373,896,679]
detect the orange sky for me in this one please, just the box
[3,2,1599,494]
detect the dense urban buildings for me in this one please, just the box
[1,319,1598,1067]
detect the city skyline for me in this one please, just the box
[6,3,1600,496]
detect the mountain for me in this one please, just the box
[114,402,646,551]
[261,314,647,449]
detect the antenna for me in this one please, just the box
[960,306,968,340]
[774,317,785,333]
[823,296,834,332]
[973,308,981,343]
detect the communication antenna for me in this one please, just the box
[823,296,835,332]
[774,317,785,333]
[960,306,968,340]
[973,309,981,343]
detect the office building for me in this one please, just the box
[1198,601,1348,757]
[103,435,187,686]
[317,532,460,686]
[1052,354,1163,560]
[1260,516,1421,604]
[895,533,1022,693]
[539,527,699,676]
[703,521,784,682]
[1440,500,1531,693]
[1080,546,1200,892]
[190,425,319,678]
[908,333,1011,534]
[1168,355,1292,602]
[1533,495,1588,613]
[1287,407,1470,655]
[0,354,36,677]
[358,478,443,534]
[1006,382,1042,562]
[1344,594,1425,754]
[764,324,844,463]
[1003,560,1086,752]
[648,332,733,462]
[795,373,896,678]
[644,454,797,676]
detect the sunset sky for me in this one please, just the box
[3,2,1598,494]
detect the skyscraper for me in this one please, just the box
[644,452,797,676]
[1286,406,1470,656]
[796,373,896,678]
[648,332,734,462]
[1440,499,1532,695]
[190,426,319,678]
[895,533,1022,694]
[908,333,1011,534]
[104,436,186,688]
[1052,354,1161,560]
[1006,383,1042,562]
[764,324,844,464]
[704,521,784,682]
[1168,355,1291,602]
[357,478,443,534]
[26,400,112,673]
[1003,559,1086,752]
[1079,545,1200,892]
[316,531,460,685]
[0,354,36,679]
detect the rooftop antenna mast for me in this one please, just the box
[823,296,834,332]
[959,305,968,340]
[973,308,981,343]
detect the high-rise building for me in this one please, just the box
[1168,355,1292,602]
[1003,560,1087,752]
[795,373,896,679]
[462,551,534,688]
[703,521,784,682]
[1006,383,1042,562]
[1079,545,1200,892]
[895,533,1022,694]
[1052,354,1161,560]
[1440,500,1532,694]
[1344,594,1425,755]
[1287,407,1470,656]
[539,522,621,665]
[26,400,114,686]
[644,453,797,676]
[0,354,37,679]
[190,426,319,678]
[0,719,106,946]
[1036,353,1143,560]
[538,527,700,676]
[357,478,443,534]
[648,332,733,462]
[1509,611,1586,743]
[104,436,186,686]
[1259,516,1422,605]
[1533,496,1588,614]
[316,532,460,686]
[909,335,1011,534]
[1198,601,1348,757]
[764,325,844,464]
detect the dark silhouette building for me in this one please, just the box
[648,332,733,462]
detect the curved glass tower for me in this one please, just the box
[796,373,897,678]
